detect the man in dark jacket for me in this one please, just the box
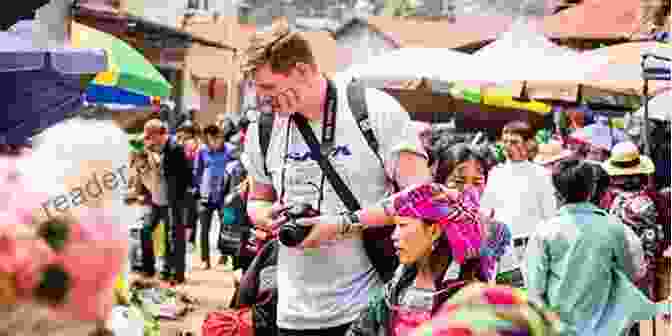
[143,119,192,283]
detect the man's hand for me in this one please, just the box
[277,88,302,113]
[295,214,370,249]
[295,215,342,248]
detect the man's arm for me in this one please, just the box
[369,86,432,190]
[299,89,430,246]
[361,87,430,226]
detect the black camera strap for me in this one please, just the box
[292,79,362,212]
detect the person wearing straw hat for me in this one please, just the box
[602,142,664,300]
[534,141,573,171]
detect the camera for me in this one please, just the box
[278,203,320,247]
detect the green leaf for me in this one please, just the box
[38,218,70,252]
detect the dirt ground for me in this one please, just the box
[135,254,237,336]
[139,254,670,336]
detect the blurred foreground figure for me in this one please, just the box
[410,283,561,336]
[0,155,127,335]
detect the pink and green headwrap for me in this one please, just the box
[412,284,560,336]
[393,183,483,265]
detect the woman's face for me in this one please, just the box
[445,159,485,188]
[501,133,529,162]
[391,216,438,265]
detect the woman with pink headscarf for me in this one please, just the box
[345,183,510,336]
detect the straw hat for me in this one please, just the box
[602,142,655,176]
[534,141,573,165]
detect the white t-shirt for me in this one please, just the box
[243,79,425,329]
[480,161,557,272]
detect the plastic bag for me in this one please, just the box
[202,307,254,336]
[108,305,144,336]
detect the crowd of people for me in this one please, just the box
[125,113,252,284]
[123,24,670,336]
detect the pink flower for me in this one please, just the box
[0,155,126,321]
[43,240,126,321]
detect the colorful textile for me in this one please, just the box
[479,215,512,281]
[412,283,559,336]
[347,265,468,336]
[393,184,482,265]
[610,190,664,297]
[392,184,510,280]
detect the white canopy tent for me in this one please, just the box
[337,47,479,89]
[472,20,607,82]
[635,89,672,122]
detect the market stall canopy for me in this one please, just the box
[71,21,173,104]
[634,89,672,121]
[364,15,516,51]
[515,42,672,100]
[472,20,603,81]
[0,26,108,144]
[541,0,641,40]
[338,47,478,87]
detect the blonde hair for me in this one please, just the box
[242,21,316,75]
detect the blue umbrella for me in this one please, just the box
[0,29,107,143]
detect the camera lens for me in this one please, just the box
[279,219,312,247]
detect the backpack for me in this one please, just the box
[257,79,399,282]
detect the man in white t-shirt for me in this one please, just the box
[241,23,431,336]
[480,120,557,286]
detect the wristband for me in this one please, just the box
[337,212,367,240]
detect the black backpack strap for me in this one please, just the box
[346,79,400,192]
[258,111,275,177]
[347,79,383,166]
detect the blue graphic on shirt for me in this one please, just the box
[286,144,352,162]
